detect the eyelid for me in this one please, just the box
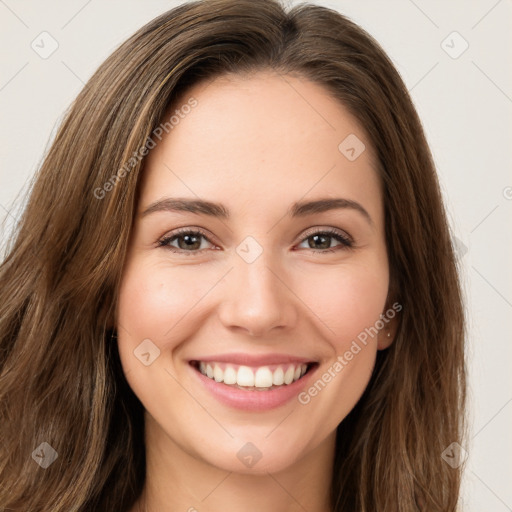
[299,226,353,245]
[157,226,218,250]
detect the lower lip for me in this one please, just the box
[190,363,318,411]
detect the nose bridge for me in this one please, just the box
[218,240,296,336]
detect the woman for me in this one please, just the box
[0,0,467,510]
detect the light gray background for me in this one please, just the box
[0,1,511,509]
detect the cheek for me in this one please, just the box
[292,260,389,350]
[115,259,210,402]
[291,263,388,433]
[116,260,209,343]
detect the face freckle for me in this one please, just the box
[115,70,393,476]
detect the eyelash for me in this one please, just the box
[157,227,354,255]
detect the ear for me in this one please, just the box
[377,316,398,350]
[376,300,401,350]
[377,272,401,350]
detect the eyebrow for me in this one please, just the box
[140,197,373,226]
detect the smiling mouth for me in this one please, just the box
[190,360,318,391]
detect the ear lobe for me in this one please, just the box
[377,322,396,350]
[376,304,400,350]
[378,281,401,350]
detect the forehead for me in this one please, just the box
[139,71,382,224]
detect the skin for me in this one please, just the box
[117,71,397,512]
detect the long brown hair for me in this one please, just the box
[0,0,467,510]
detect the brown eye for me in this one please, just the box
[297,228,353,253]
[158,229,214,254]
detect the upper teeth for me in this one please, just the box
[198,362,308,388]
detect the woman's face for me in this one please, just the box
[116,71,393,474]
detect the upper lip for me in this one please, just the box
[189,353,316,366]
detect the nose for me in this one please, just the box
[217,252,298,337]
